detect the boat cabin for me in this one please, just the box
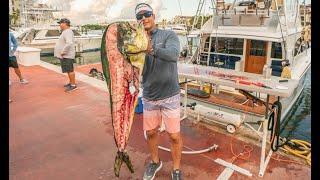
[190,0,310,77]
[198,36,285,76]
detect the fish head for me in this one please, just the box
[118,22,148,72]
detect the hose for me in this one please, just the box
[268,101,283,151]
[143,131,218,154]
[281,139,311,166]
[267,101,311,165]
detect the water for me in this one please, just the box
[280,69,311,142]
[41,52,311,142]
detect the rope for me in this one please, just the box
[230,135,253,163]
[281,139,311,166]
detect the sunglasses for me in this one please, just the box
[136,11,153,20]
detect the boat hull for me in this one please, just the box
[23,37,102,56]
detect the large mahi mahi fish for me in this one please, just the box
[100,22,148,177]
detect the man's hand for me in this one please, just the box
[145,34,153,54]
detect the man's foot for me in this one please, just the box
[65,85,78,92]
[143,160,162,180]
[64,83,71,88]
[171,169,183,180]
[20,79,28,84]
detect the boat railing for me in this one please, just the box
[212,8,285,27]
[216,8,271,16]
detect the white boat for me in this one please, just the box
[178,2,310,176]
[16,27,102,55]
[181,0,311,123]
[165,24,188,35]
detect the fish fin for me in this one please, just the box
[114,151,124,177]
[101,24,120,149]
[123,152,134,173]
[100,23,112,99]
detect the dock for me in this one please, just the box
[9,62,310,179]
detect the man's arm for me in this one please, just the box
[61,30,74,55]
[10,33,18,52]
[153,31,180,62]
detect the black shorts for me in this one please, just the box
[59,58,74,73]
[9,56,19,68]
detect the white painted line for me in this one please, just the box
[217,167,234,180]
[215,158,252,177]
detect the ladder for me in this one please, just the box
[191,0,205,31]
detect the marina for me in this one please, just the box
[9,0,311,179]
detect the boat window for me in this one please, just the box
[209,37,244,55]
[271,42,282,59]
[250,40,266,56]
[45,30,61,37]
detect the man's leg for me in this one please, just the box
[10,57,27,83]
[168,132,182,170]
[68,71,76,85]
[146,128,160,163]
[143,102,162,180]
[13,67,23,80]
[64,59,77,92]
[161,94,183,179]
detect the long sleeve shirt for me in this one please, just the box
[142,28,181,100]
[9,32,18,57]
[54,28,75,59]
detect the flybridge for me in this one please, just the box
[194,0,302,31]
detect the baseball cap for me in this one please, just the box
[57,18,71,25]
[135,3,153,15]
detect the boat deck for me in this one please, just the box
[181,84,277,116]
[9,63,310,179]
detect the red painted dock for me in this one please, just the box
[9,64,310,180]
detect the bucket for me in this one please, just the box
[135,97,143,113]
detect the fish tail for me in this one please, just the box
[114,151,124,177]
[114,151,134,177]
[123,152,134,173]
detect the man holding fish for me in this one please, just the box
[135,3,183,180]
